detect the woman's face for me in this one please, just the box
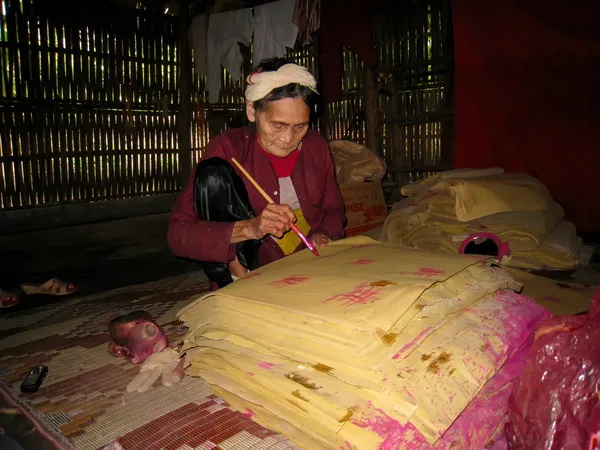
[246,96,310,157]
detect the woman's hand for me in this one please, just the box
[245,204,296,240]
[311,232,331,248]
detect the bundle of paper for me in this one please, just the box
[382,170,581,271]
[178,237,549,449]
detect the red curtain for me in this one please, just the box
[452,1,600,234]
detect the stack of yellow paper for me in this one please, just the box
[382,169,582,271]
[178,237,546,449]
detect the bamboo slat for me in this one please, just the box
[0,0,180,210]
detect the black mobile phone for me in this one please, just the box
[20,365,48,393]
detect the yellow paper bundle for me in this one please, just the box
[382,169,580,271]
[178,237,541,449]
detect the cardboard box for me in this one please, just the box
[339,182,388,236]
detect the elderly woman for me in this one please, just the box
[168,58,345,289]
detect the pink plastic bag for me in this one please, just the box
[506,287,600,450]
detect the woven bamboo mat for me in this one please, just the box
[0,272,299,450]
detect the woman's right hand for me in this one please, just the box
[246,204,296,240]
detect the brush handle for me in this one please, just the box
[231,157,319,257]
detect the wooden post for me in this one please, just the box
[363,64,380,156]
[178,0,192,185]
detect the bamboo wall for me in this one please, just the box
[376,0,454,194]
[324,0,454,200]
[0,0,180,210]
[0,0,452,214]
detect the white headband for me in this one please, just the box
[244,63,319,102]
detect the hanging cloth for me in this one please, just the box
[293,0,321,45]
[206,8,256,103]
[189,14,208,76]
[253,0,298,68]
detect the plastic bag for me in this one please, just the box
[506,287,600,449]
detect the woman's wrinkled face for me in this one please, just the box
[246,97,310,158]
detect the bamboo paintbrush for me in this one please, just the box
[231,157,320,257]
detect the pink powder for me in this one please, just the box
[246,372,255,376]
[243,408,255,419]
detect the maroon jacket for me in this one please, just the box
[168,127,346,267]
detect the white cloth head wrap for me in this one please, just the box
[244,63,318,102]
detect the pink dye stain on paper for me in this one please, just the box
[352,405,423,450]
[415,266,446,278]
[269,275,310,288]
[350,258,377,265]
[324,282,382,307]
[393,326,434,360]
[256,361,280,370]
[245,272,263,280]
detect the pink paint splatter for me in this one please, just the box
[350,258,377,265]
[243,408,255,419]
[415,266,446,278]
[404,388,417,404]
[256,361,280,370]
[393,326,434,360]
[542,295,562,304]
[352,405,423,450]
[324,282,382,307]
[269,275,310,288]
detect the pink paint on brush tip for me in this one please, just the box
[290,223,319,256]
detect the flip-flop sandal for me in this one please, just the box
[0,290,19,308]
[20,278,77,296]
